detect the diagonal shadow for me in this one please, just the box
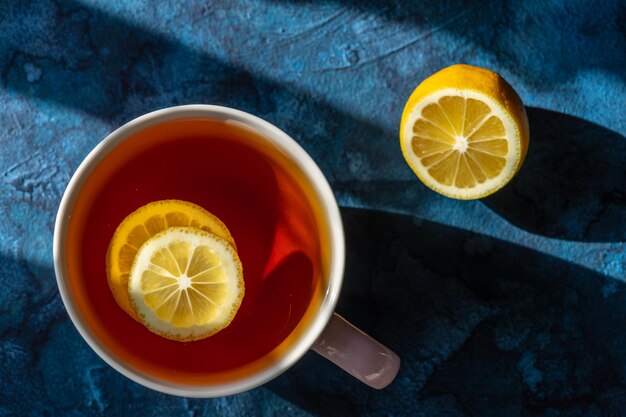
[2,0,625,247]
[2,1,625,415]
[8,208,626,416]
[268,0,626,86]
[267,207,626,416]
[329,107,626,243]
[484,108,626,242]
[0,0,401,183]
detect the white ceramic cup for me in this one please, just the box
[54,105,400,397]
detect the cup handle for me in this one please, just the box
[311,313,400,389]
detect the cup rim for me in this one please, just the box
[53,104,345,397]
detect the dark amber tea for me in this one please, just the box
[65,118,328,384]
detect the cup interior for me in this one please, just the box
[53,105,345,397]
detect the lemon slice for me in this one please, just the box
[400,64,529,199]
[107,199,236,319]
[128,227,244,341]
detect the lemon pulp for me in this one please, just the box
[128,227,244,342]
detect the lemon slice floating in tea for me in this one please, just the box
[107,199,236,319]
[128,227,244,342]
[400,64,529,200]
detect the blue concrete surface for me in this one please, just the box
[1,0,625,415]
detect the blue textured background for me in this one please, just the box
[1,0,626,415]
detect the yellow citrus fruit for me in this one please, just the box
[106,199,236,320]
[128,227,244,341]
[400,64,529,199]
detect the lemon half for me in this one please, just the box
[128,227,244,342]
[400,64,529,199]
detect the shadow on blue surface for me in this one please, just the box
[267,207,626,416]
[327,107,626,243]
[3,0,625,246]
[4,208,626,415]
[0,255,68,414]
[272,0,626,85]
[484,107,626,242]
[0,0,397,186]
[2,0,626,415]
[6,0,624,114]
[1,0,272,121]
